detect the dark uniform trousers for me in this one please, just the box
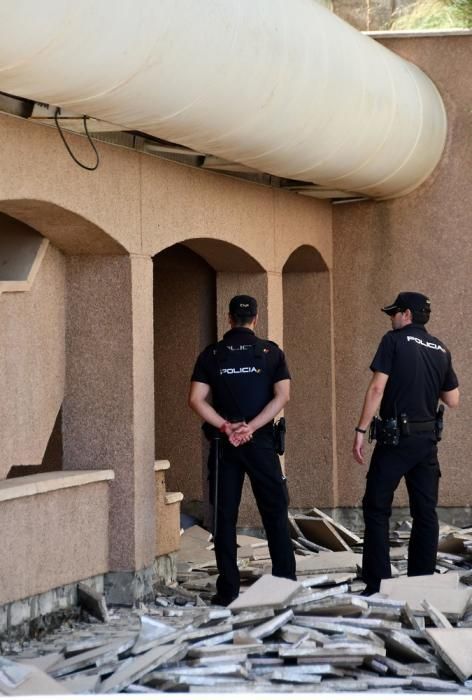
[362,433,440,592]
[209,436,296,601]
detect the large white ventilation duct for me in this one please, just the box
[0,0,447,199]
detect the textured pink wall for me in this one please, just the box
[333,35,471,507]
[0,243,65,479]
[0,482,109,605]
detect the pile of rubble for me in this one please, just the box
[1,509,472,694]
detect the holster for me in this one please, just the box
[435,404,445,442]
[273,417,286,455]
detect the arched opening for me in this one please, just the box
[153,243,217,517]
[153,238,265,522]
[0,201,127,482]
[282,245,335,508]
[0,199,127,255]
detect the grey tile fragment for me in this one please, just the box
[49,637,135,677]
[190,652,249,666]
[0,658,65,695]
[228,574,302,611]
[60,672,100,693]
[269,669,322,683]
[187,642,269,658]
[369,653,413,676]
[364,677,414,688]
[99,642,188,693]
[291,583,349,606]
[229,609,275,628]
[383,629,436,663]
[425,627,472,682]
[292,614,402,631]
[410,675,462,691]
[248,609,294,640]
[179,622,233,642]
[422,599,454,628]
[189,629,235,647]
[278,623,328,644]
[21,651,64,672]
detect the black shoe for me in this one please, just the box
[211,593,237,606]
[360,586,379,597]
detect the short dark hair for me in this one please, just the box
[411,309,430,325]
[230,313,257,327]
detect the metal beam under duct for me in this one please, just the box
[0,0,447,200]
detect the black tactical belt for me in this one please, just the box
[408,421,436,433]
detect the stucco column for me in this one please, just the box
[63,255,155,572]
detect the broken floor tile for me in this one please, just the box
[382,630,436,663]
[425,627,472,682]
[294,594,369,616]
[19,651,64,672]
[295,551,362,575]
[229,609,275,629]
[49,637,135,678]
[422,599,454,628]
[248,609,294,640]
[60,672,100,693]
[410,675,462,692]
[99,642,188,693]
[0,658,65,695]
[228,574,302,612]
[294,516,352,551]
[381,583,472,618]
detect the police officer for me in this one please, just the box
[189,294,296,605]
[353,292,459,595]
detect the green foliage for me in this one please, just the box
[389,0,472,29]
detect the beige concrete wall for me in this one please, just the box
[333,35,472,507]
[0,482,109,605]
[0,112,332,269]
[0,243,65,479]
[284,269,336,507]
[0,114,138,254]
[141,155,332,272]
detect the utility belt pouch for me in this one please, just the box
[274,417,286,455]
[370,416,400,446]
[399,413,410,437]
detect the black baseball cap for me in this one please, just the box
[229,295,258,317]
[381,291,431,316]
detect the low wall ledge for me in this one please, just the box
[0,470,114,503]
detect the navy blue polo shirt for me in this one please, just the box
[370,323,458,421]
[191,327,290,422]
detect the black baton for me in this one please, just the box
[213,436,221,539]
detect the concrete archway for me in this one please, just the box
[0,201,157,574]
[0,199,127,255]
[282,245,336,509]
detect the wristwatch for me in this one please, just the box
[354,426,367,434]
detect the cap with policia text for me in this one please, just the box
[381,291,431,316]
[229,294,258,317]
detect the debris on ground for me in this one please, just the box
[1,510,472,694]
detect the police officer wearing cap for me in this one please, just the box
[189,294,296,605]
[353,292,459,595]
